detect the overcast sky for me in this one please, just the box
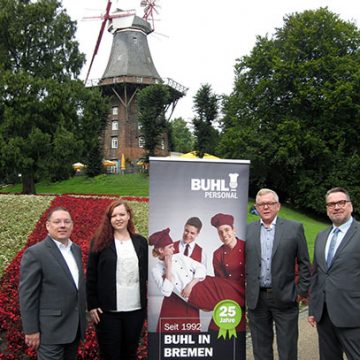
[61,0,359,122]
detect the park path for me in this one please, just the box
[246,306,320,360]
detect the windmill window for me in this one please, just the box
[111,137,118,149]
[161,139,165,150]
[112,121,118,131]
[139,136,145,148]
[112,106,118,115]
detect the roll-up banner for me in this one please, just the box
[148,157,250,360]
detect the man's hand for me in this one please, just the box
[181,279,200,299]
[308,316,317,327]
[25,332,40,350]
[89,307,103,324]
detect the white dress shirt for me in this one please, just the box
[52,238,79,288]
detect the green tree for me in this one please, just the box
[137,84,172,158]
[0,0,108,193]
[169,117,194,153]
[219,8,360,215]
[192,84,220,157]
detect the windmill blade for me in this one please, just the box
[85,0,112,83]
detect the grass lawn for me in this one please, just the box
[1,173,149,197]
[1,174,328,260]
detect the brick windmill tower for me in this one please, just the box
[85,0,186,172]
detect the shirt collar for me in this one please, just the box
[51,237,73,250]
[333,216,353,233]
[260,216,278,229]
[180,239,194,249]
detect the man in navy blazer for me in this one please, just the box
[308,187,360,359]
[19,207,87,360]
[246,188,311,360]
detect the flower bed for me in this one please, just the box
[0,195,54,276]
[0,194,149,359]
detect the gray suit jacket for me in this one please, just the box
[19,236,87,344]
[309,219,360,327]
[246,217,311,309]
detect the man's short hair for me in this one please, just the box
[185,217,202,232]
[47,207,71,221]
[325,187,351,202]
[256,188,279,203]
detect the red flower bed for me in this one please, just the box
[0,195,148,359]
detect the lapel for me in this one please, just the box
[254,221,262,259]
[317,227,332,270]
[45,236,78,289]
[329,220,358,268]
[271,217,283,256]
[131,235,140,256]
[71,244,84,282]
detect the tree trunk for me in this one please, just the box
[22,173,36,194]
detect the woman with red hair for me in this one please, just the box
[86,200,148,360]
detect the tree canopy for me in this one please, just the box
[192,84,220,157]
[168,117,194,153]
[218,7,360,215]
[137,84,172,158]
[0,0,108,193]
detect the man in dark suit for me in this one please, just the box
[19,207,87,360]
[308,187,360,359]
[246,188,311,360]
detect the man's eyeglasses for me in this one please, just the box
[256,202,278,209]
[326,200,351,209]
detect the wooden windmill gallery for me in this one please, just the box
[85,0,187,172]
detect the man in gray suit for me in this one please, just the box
[246,188,311,360]
[308,187,360,359]
[19,207,87,360]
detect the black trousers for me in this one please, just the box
[95,309,146,360]
[317,303,360,360]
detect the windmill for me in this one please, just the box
[84,0,186,167]
[84,0,160,83]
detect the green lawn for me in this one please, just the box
[2,174,328,260]
[1,173,149,196]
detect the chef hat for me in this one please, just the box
[211,213,234,228]
[149,227,173,248]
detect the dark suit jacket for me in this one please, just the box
[309,219,360,327]
[19,236,87,344]
[86,233,148,311]
[246,217,311,309]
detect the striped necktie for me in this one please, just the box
[326,228,340,268]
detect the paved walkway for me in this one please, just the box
[246,306,320,359]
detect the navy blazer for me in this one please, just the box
[86,233,148,311]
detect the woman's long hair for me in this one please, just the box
[91,200,136,253]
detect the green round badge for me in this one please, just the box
[212,299,242,339]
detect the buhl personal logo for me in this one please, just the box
[191,173,239,199]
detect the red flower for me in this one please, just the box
[0,194,148,359]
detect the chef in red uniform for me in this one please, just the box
[208,213,246,332]
[150,224,245,334]
[157,217,206,332]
